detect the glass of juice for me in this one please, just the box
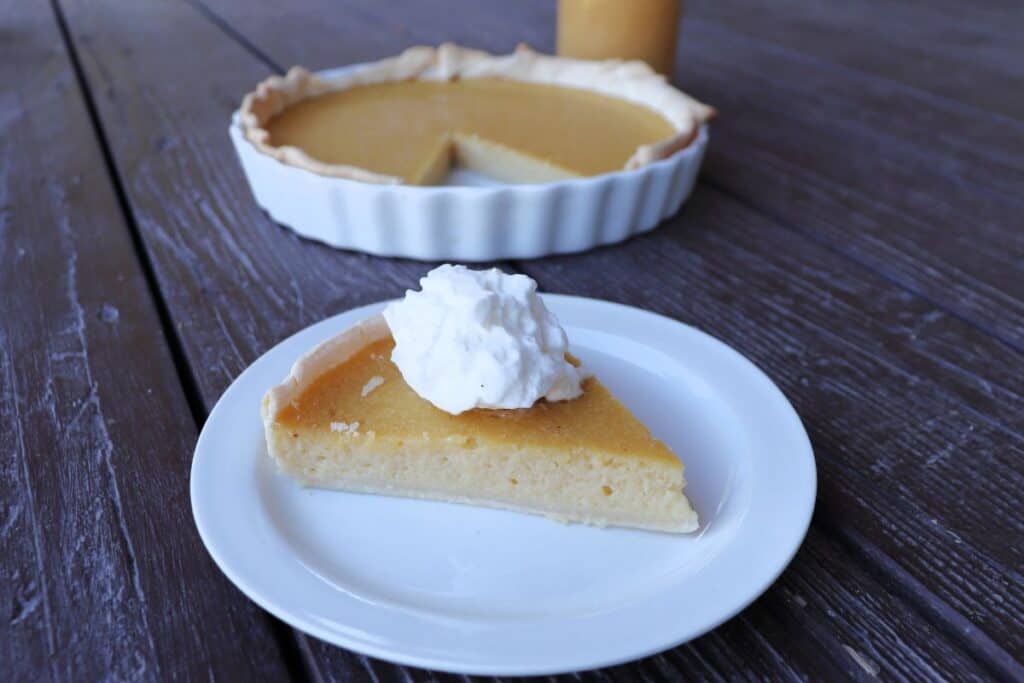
[556,0,682,78]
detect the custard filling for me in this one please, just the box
[265,79,676,184]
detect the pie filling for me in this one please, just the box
[264,78,677,185]
[266,337,698,533]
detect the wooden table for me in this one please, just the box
[4,1,1022,679]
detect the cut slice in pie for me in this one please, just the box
[262,315,699,533]
[238,43,714,185]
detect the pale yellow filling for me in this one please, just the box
[267,338,698,533]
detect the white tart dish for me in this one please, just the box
[229,60,709,262]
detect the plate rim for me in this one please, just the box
[191,295,816,675]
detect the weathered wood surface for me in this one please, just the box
[288,0,1024,349]
[692,0,1024,121]
[58,0,1024,679]
[6,0,1022,679]
[56,0,430,407]
[193,5,1024,672]
[0,1,291,680]
[677,18,1024,348]
[224,0,1024,351]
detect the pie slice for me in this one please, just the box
[238,44,714,185]
[262,315,698,533]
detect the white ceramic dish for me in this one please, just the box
[191,296,815,675]
[230,64,708,262]
[192,296,815,675]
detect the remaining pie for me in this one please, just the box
[262,315,699,533]
[238,43,714,185]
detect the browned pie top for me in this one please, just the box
[275,337,679,463]
[264,78,677,182]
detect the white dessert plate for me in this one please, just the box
[191,296,815,675]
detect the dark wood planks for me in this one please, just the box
[56,0,431,408]
[675,17,1024,344]
[0,1,290,680]
[255,0,1024,355]
[695,2,1024,349]
[51,0,1024,679]
[515,190,1024,678]
[48,0,795,679]
[690,0,1024,122]
[182,0,1022,678]
[329,0,1024,351]
[269,527,999,681]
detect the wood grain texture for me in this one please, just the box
[45,0,1024,679]
[682,2,1024,350]
[676,18,1024,347]
[0,1,290,680]
[49,0,796,679]
[309,0,1024,352]
[691,0,1024,122]
[290,522,996,683]
[182,0,1022,679]
[515,189,1024,678]
[55,0,432,408]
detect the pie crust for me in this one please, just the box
[262,315,699,533]
[238,43,714,184]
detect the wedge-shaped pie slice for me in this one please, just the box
[262,315,698,533]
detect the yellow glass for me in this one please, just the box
[557,0,682,77]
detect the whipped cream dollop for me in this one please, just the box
[382,265,587,415]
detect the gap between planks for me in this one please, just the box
[103,1,1024,679]
[821,518,1024,683]
[194,0,1023,362]
[180,0,1023,677]
[700,176,1024,359]
[48,0,313,681]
